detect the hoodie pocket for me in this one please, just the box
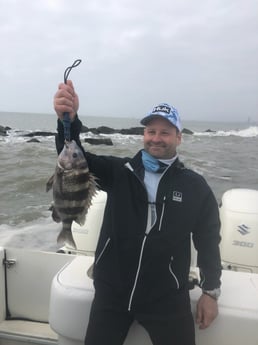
[168,256,180,289]
[95,237,111,265]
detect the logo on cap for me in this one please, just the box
[152,105,171,115]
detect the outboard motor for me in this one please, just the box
[219,189,258,273]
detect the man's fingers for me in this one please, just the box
[54,81,78,120]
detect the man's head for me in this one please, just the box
[141,103,182,159]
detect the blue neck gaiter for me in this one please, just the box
[141,150,168,173]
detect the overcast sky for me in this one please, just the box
[0,0,257,122]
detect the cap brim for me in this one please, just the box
[140,114,174,126]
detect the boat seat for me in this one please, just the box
[49,256,95,344]
[50,256,258,345]
[49,256,152,345]
[0,319,57,344]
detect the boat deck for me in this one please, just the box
[0,319,57,345]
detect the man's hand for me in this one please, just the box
[195,293,218,329]
[54,80,79,121]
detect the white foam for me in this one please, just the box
[194,126,258,138]
[0,216,60,250]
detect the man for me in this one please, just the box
[54,81,221,345]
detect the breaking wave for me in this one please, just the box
[194,126,258,138]
[1,125,258,145]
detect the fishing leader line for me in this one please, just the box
[63,59,82,142]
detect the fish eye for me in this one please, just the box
[72,153,78,158]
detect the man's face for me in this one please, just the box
[143,117,181,159]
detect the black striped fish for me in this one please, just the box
[46,140,97,248]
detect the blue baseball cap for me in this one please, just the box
[141,103,182,132]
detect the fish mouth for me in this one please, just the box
[58,161,88,170]
[78,161,89,169]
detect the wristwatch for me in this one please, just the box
[202,288,221,300]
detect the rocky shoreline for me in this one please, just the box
[0,124,215,145]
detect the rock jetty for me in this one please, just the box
[0,125,11,136]
[0,124,201,145]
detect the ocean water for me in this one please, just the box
[0,111,257,251]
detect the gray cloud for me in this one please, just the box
[0,0,257,122]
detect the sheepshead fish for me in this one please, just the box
[46,140,97,248]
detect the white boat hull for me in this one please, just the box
[0,247,74,345]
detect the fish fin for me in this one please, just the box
[75,213,86,226]
[57,227,77,249]
[46,174,55,192]
[49,205,61,223]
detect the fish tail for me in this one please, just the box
[57,222,76,249]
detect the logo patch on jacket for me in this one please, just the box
[172,191,182,202]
